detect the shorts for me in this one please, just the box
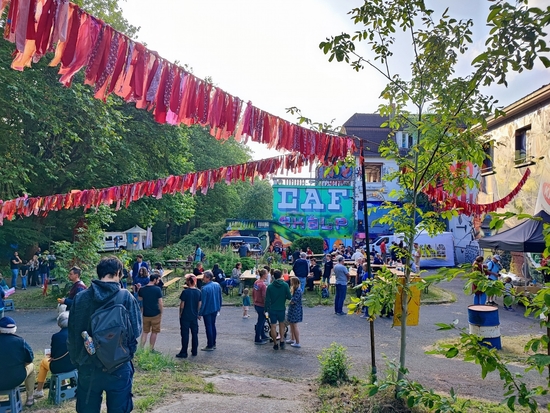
[143,314,162,333]
[268,309,285,324]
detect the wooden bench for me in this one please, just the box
[161,269,173,280]
[161,277,181,296]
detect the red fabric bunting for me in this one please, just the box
[1,0,357,164]
[0,153,310,224]
[424,168,531,216]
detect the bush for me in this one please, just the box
[292,237,324,254]
[318,343,351,385]
[177,221,227,251]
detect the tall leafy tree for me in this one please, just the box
[320,0,550,390]
[237,180,273,220]
[0,14,194,252]
[186,126,254,229]
[72,0,139,38]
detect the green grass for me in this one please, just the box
[302,285,454,309]
[132,348,210,412]
[420,285,456,304]
[431,334,538,365]
[314,380,532,413]
[21,349,211,413]
[8,286,62,309]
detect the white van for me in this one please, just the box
[371,231,454,267]
[371,235,404,255]
[101,232,127,252]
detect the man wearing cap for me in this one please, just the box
[486,255,503,306]
[0,316,36,407]
[333,256,350,316]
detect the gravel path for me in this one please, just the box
[13,276,550,409]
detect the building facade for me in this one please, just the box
[449,84,550,266]
[341,113,403,240]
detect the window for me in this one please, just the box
[395,132,414,148]
[481,142,494,175]
[364,163,382,182]
[515,125,531,165]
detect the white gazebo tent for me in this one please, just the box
[124,225,149,250]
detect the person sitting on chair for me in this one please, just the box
[33,311,76,398]
[0,316,36,407]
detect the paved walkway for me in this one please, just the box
[13,277,550,410]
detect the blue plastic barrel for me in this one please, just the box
[468,305,501,350]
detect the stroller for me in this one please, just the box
[257,313,289,342]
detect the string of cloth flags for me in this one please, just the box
[0,0,355,164]
[0,153,311,225]
[0,155,530,225]
[424,168,531,216]
[0,0,531,223]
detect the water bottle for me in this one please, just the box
[81,331,96,355]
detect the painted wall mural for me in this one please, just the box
[273,185,354,248]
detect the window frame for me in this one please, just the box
[363,163,383,183]
[514,125,531,166]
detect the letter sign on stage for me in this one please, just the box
[327,189,349,212]
[277,188,298,211]
[300,189,324,211]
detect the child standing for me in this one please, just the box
[242,288,251,318]
[286,277,303,348]
[503,276,513,311]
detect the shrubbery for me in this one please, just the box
[318,343,351,385]
[292,236,324,254]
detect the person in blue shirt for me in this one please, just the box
[198,271,222,351]
[194,244,203,262]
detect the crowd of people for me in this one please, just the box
[5,249,57,291]
[0,247,384,411]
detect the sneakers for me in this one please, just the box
[273,344,279,350]
[175,352,188,358]
[33,390,44,399]
[291,343,301,348]
[255,340,268,345]
[201,346,214,351]
[242,315,250,319]
[359,314,369,319]
[285,339,295,344]
[336,312,346,316]
[279,341,285,350]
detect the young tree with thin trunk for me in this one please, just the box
[320,0,550,382]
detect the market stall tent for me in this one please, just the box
[478,211,550,253]
[124,225,149,251]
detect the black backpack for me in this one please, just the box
[90,290,133,372]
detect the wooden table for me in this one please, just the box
[240,270,257,288]
[166,259,193,271]
[240,270,258,281]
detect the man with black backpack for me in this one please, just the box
[68,256,142,413]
